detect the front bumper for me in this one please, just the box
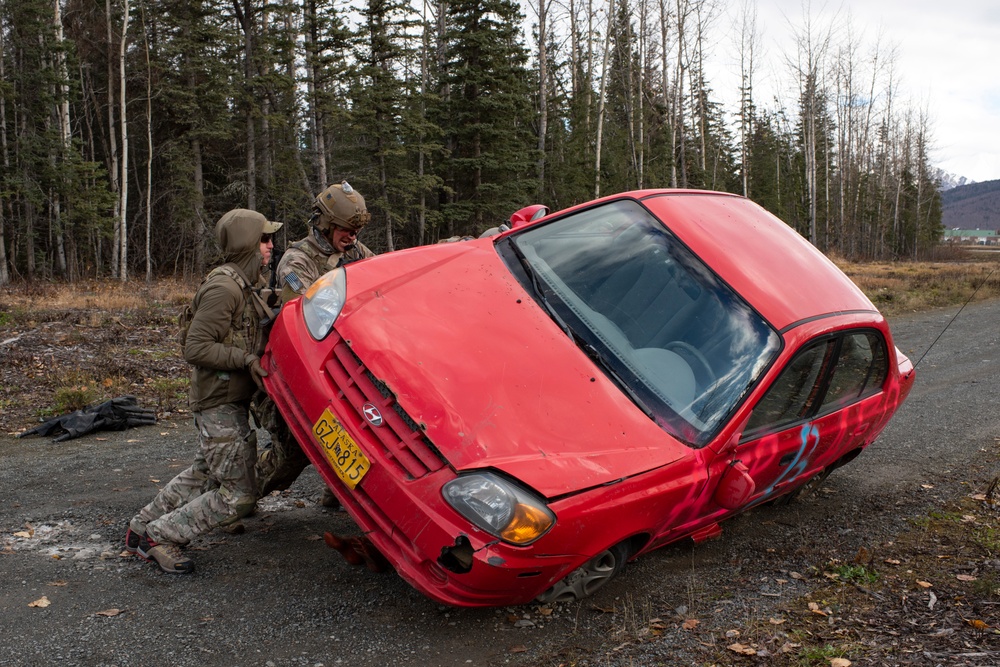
[263,301,581,606]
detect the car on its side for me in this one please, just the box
[262,189,915,607]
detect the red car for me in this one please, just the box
[263,190,915,607]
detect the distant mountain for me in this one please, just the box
[940,179,1000,230]
[935,169,976,191]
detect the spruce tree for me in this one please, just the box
[439,0,537,236]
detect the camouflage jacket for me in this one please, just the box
[276,232,374,303]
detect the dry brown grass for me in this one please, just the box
[1,278,195,314]
[3,257,999,321]
[835,258,1000,317]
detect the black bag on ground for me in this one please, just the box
[18,396,157,442]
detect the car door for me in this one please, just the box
[735,330,890,503]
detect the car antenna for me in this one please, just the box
[911,265,997,370]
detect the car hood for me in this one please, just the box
[337,241,690,498]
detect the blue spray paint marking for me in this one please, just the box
[762,423,819,498]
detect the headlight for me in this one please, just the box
[302,268,346,340]
[442,472,555,545]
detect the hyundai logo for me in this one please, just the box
[362,403,384,427]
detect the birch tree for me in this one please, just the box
[118,0,129,280]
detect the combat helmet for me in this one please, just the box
[312,181,371,233]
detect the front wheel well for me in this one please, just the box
[535,535,644,605]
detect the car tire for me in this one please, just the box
[772,467,832,506]
[535,541,632,604]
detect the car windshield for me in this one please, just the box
[503,198,781,447]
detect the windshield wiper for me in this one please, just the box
[508,240,575,337]
[578,340,655,420]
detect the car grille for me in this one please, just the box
[324,336,448,479]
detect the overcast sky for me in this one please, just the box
[711,0,1000,183]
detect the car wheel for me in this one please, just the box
[772,467,832,506]
[535,542,631,604]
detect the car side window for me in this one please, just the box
[743,340,833,435]
[743,330,890,439]
[819,331,888,412]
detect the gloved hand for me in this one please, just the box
[18,396,157,442]
[247,355,268,391]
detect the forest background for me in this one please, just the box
[0,0,944,285]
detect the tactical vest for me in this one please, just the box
[179,264,262,356]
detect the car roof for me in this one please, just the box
[630,190,878,331]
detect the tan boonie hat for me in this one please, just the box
[314,181,371,232]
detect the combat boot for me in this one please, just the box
[137,535,195,574]
[124,519,146,555]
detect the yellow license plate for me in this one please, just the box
[312,408,371,489]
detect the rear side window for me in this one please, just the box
[743,329,888,438]
[820,332,888,412]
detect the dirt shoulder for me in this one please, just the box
[1,294,999,666]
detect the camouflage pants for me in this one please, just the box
[253,396,311,496]
[134,403,258,546]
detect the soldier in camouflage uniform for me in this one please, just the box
[276,181,374,301]
[255,182,374,504]
[124,209,281,574]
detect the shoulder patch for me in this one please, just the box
[283,271,304,294]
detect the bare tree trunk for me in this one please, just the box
[53,0,70,277]
[417,0,432,246]
[192,137,207,276]
[636,0,646,188]
[657,0,673,187]
[568,0,578,104]
[260,7,273,193]
[594,0,614,198]
[437,0,453,236]
[0,20,9,286]
[141,2,153,282]
[673,0,688,187]
[693,3,706,178]
[303,0,326,190]
[119,0,130,281]
[233,0,257,208]
[914,103,932,260]
[621,0,639,186]
[792,8,831,246]
[107,0,121,277]
[736,0,759,197]
[283,0,312,200]
[534,0,549,196]
[584,0,593,135]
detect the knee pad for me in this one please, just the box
[231,494,257,519]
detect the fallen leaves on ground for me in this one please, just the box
[727,642,757,656]
[95,608,123,617]
[13,522,34,538]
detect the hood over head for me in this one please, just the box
[216,208,279,281]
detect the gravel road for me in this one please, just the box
[1,299,998,667]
